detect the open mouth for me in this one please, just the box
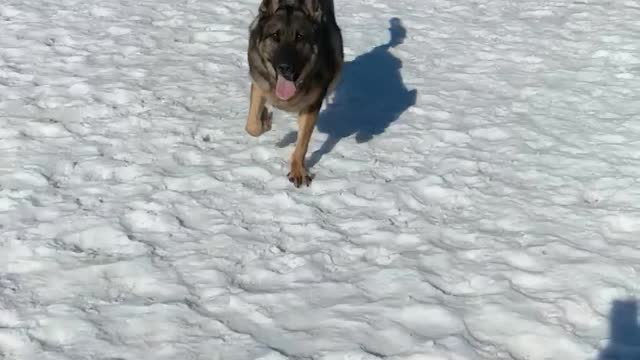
[275,75,297,101]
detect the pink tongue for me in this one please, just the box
[276,77,297,101]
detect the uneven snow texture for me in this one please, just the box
[2,0,640,359]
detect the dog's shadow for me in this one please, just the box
[277,17,417,167]
[599,299,640,360]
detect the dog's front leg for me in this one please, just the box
[245,83,272,137]
[288,104,320,187]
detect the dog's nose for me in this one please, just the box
[277,63,295,80]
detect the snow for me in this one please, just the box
[2,0,640,359]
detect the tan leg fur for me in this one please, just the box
[245,83,272,137]
[288,107,319,187]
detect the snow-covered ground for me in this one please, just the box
[2,0,640,359]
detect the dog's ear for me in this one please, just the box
[303,0,323,21]
[259,0,279,15]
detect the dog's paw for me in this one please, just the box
[245,109,272,137]
[245,122,262,137]
[287,168,313,188]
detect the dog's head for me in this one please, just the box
[255,0,322,101]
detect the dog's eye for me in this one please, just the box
[270,32,280,42]
[295,32,304,41]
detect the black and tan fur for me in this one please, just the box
[246,0,343,187]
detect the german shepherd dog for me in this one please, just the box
[246,0,343,187]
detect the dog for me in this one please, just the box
[246,0,343,187]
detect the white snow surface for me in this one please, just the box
[2,0,640,359]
